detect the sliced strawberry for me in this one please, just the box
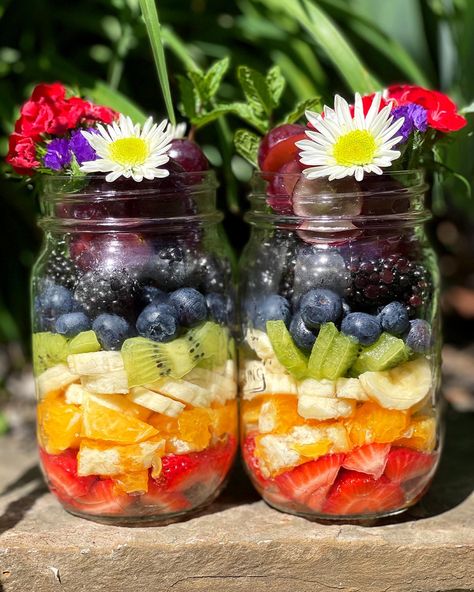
[323,470,405,516]
[384,447,436,484]
[141,482,191,513]
[70,479,131,515]
[275,453,345,510]
[39,448,96,501]
[342,444,391,480]
[242,434,270,487]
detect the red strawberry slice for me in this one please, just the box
[275,453,345,510]
[342,443,390,480]
[242,434,270,488]
[384,447,436,484]
[141,482,191,513]
[39,448,96,501]
[70,479,131,515]
[323,470,405,516]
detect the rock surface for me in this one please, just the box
[0,407,473,592]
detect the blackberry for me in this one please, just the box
[141,244,198,290]
[197,253,231,294]
[44,249,79,290]
[74,268,138,317]
[347,254,433,316]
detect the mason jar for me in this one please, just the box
[239,170,441,521]
[33,172,237,524]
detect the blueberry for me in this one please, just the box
[405,319,432,353]
[289,313,316,352]
[293,247,350,302]
[206,293,228,324]
[254,294,291,330]
[35,279,74,329]
[142,245,197,291]
[93,313,132,350]
[168,288,207,327]
[299,289,342,329]
[341,312,381,345]
[55,312,91,337]
[136,303,179,342]
[139,285,169,307]
[378,301,410,335]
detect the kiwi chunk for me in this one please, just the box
[193,322,229,369]
[33,332,69,374]
[321,332,359,380]
[307,322,338,379]
[68,330,101,355]
[351,332,409,375]
[266,320,307,379]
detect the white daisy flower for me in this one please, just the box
[80,114,174,183]
[172,122,187,139]
[296,93,404,182]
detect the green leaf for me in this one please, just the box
[188,70,206,106]
[284,97,322,124]
[203,57,230,101]
[177,75,197,120]
[237,65,275,117]
[191,105,235,129]
[227,102,269,133]
[266,65,286,106]
[234,129,261,167]
[139,0,175,124]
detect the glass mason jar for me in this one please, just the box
[32,172,237,524]
[239,171,441,521]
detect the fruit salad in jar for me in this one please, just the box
[237,88,465,520]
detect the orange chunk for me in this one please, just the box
[177,408,212,450]
[37,391,82,454]
[258,395,304,434]
[147,413,179,436]
[114,470,149,494]
[394,415,437,452]
[291,439,332,458]
[347,402,409,447]
[209,400,237,438]
[241,397,264,427]
[81,392,157,444]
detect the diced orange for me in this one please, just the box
[259,395,304,434]
[114,470,149,494]
[37,391,82,454]
[394,415,437,452]
[291,439,332,458]
[347,402,409,447]
[209,400,237,438]
[241,397,264,428]
[81,393,158,444]
[85,392,152,422]
[147,413,179,436]
[177,408,212,451]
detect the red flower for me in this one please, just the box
[80,101,118,125]
[6,133,40,175]
[31,82,66,103]
[386,84,467,133]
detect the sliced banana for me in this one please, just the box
[297,394,355,420]
[245,328,275,359]
[239,360,298,400]
[64,383,90,405]
[186,367,237,404]
[336,377,369,401]
[81,368,129,394]
[67,351,124,375]
[37,364,79,398]
[128,386,185,417]
[145,378,212,408]
[359,357,432,411]
[298,378,336,398]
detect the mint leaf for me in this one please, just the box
[177,75,197,119]
[266,65,285,106]
[234,129,260,167]
[237,65,274,117]
[187,70,206,108]
[191,105,235,129]
[226,102,268,134]
[283,97,321,124]
[203,57,230,101]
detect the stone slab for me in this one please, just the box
[0,407,473,592]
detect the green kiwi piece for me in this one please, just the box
[33,332,69,375]
[307,322,339,379]
[321,332,359,380]
[68,330,101,354]
[266,320,307,379]
[351,332,410,375]
[195,322,229,369]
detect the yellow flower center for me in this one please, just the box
[109,137,149,166]
[333,130,377,167]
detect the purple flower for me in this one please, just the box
[392,103,428,143]
[69,128,97,165]
[43,138,71,171]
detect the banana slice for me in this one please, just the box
[336,377,369,401]
[185,367,237,404]
[245,328,275,359]
[64,383,90,405]
[298,378,336,398]
[128,387,185,417]
[297,394,355,420]
[68,351,124,375]
[81,369,129,394]
[37,364,79,398]
[145,378,212,408]
[359,357,432,411]
[240,360,298,399]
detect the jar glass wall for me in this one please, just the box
[239,171,441,521]
[33,173,237,524]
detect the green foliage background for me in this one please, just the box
[0,0,473,352]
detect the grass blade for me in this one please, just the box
[139,0,176,124]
